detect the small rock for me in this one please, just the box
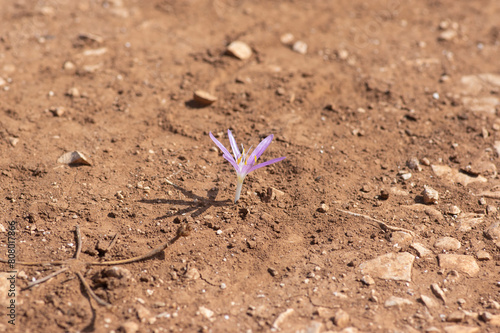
[292,41,308,55]
[447,310,465,322]
[425,327,441,333]
[384,296,413,308]
[193,90,217,105]
[438,254,479,276]
[359,252,415,282]
[136,304,156,324]
[421,157,431,166]
[268,267,278,277]
[337,49,349,60]
[360,275,375,286]
[438,29,457,41]
[66,87,80,98]
[118,321,139,333]
[184,267,200,280]
[445,205,461,215]
[476,250,491,261]
[407,157,420,170]
[0,77,6,86]
[198,306,215,322]
[479,311,493,322]
[422,186,439,204]
[8,137,19,147]
[379,189,389,200]
[63,61,76,71]
[57,151,91,166]
[49,106,65,117]
[333,309,350,328]
[226,41,252,60]
[101,266,132,280]
[484,222,500,240]
[486,205,497,215]
[317,203,329,213]
[266,187,285,201]
[434,237,461,251]
[390,231,413,247]
[400,172,412,181]
[431,283,447,304]
[419,294,439,308]
[280,33,294,45]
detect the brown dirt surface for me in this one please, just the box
[1,0,500,332]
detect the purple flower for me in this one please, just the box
[209,130,286,203]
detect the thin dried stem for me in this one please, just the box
[74,225,82,260]
[76,272,112,308]
[89,225,192,266]
[336,209,415,237]
[22,267,69,290]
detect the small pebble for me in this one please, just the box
[421,157,431,166]
[422,186,439,204]
[361,275,375,286]
[476,250,491,261]
[193,90,217,105]
[317,203,329,213]
[379,189,389,200]
[406,157,420,170]
[292,41,308,55]
[445,205,461,215]
[226,41,252,60]
[280,33,294,45]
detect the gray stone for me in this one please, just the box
[384,296,413,308]
[434,237,461,251]
[438,254,479,277]
[359,252,414,282]
[484,222,500,240]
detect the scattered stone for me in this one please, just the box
[422,186,439,204]
[226,41,252,60]
[268,267,278,277]
[407,157,421,170]
[390,231,413,247]
[447,310,465,322]
[434,237,461,251]
[359,252,415,282]
[421,157,431,166]
[82,47,108,56]
[360,275,375,286]
[184,267,200,280]
[8,137,19,147]
[136,304,156,324]
[443,325,479,333]
[486,205,497,215]
[63,61,76,71]
[479,311,493,322]
[411,243,434,258]
[333,309,350,328]
[264,187,285,202]
[384,296,413,308]
[49,106,66,117]
[461,161,497,178]
[456,213,485,232]
[438,29,457,41]
[272,308,294,329]
[305,321,322,333]
[193,90,217,105]
[66,87,80,98]
[484,222,500,240]
[445,205,461,215]
[462,96,499,114]
[118,321,139,333]
[476,250,491,261]
[198,306,215,321]
[57,151,91,166]
[379,189,389,200]
[431,283,447,304]
[419,294,439,308]
[431,164,487,186]
[101,266,132,280]
[317,203,329,213]
[438,254,479,277]
[280,33,294,45]
[400,173,412,181]
[425,327,441,333]
[337,49,349,60]
[292,41,308,55]
[0,77,6,86]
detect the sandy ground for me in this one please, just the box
[1,0,500,332]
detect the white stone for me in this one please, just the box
[292,41,308,55]
[359,252,414,282]
[384,296,413,308]
[227,41,252,60]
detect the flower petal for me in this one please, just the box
[227,129,241,160]
[248,156,286,173]
[209,132,234,160]
[248,134,274,162]
[223,154,241,172]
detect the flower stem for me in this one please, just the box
[235,177,244,203]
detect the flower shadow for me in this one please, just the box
[139,183,232,219]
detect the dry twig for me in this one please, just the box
[337,209,415,237]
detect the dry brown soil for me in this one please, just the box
[1,0,500,332]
